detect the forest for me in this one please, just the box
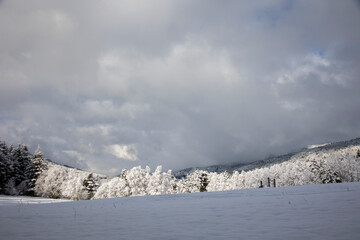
[1,138,360,200]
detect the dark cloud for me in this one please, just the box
[1,0,360,175]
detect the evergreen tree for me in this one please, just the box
[82,173,98,199]
[12,145,26,185]
[32,146,48,176]
[121,169,131,196]
[310,158,342,184]
[13,144,34,194]
[0,140,11,193]
[8,144,15,155]
[6,144,21,194]
[2,143,35,195]
[28,146,48,195]
[177,170,209,193]
[199,173,209,192]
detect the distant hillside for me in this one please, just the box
[173,138,360,178]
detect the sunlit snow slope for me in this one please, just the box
[1,182,360,240]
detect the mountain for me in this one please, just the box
[173,138,360,178]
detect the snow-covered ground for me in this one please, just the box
[1,182,360,240]
[0,195,71,205]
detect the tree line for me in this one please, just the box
[1,138,360,200]
[0,140,47,195]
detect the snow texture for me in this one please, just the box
[0,195,70,205]
[1,182,360,240]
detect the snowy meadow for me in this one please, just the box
[1,182,360,240]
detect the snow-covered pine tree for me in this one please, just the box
[0,140,11,193]
[82,173,99,200]
[176,170,209,193]
[32,146,48,176]
[28,146,48,196]
[309,158,342,184]
[199,172,209,192]
[12,144,34,195]
[120,169,131,196]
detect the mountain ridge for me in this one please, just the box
[173,137,360,178]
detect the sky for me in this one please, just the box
[1,0,360,175]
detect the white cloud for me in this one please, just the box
[104,144,139,161]
[275,53,347,87]
[51,10,75,34]
[63,150,85,161]
[281,101,304,111]
[1,0,360,174]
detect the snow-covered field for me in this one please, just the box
[0,195,71,205]
[1,183,360,240]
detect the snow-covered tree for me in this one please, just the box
[32,146,48,176]
[125,166,151,196]
[310,157,342,184]
[207,171,230,191]
[93,177,130,199]
[147,166,175,195]
[0,140,11,193]
[4,144,34,195]
[2,138,360,200]
[82,173,99,199]
[34,162,100,200]
[176,170,210,193]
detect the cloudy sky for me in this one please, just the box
[1,0,360,175]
